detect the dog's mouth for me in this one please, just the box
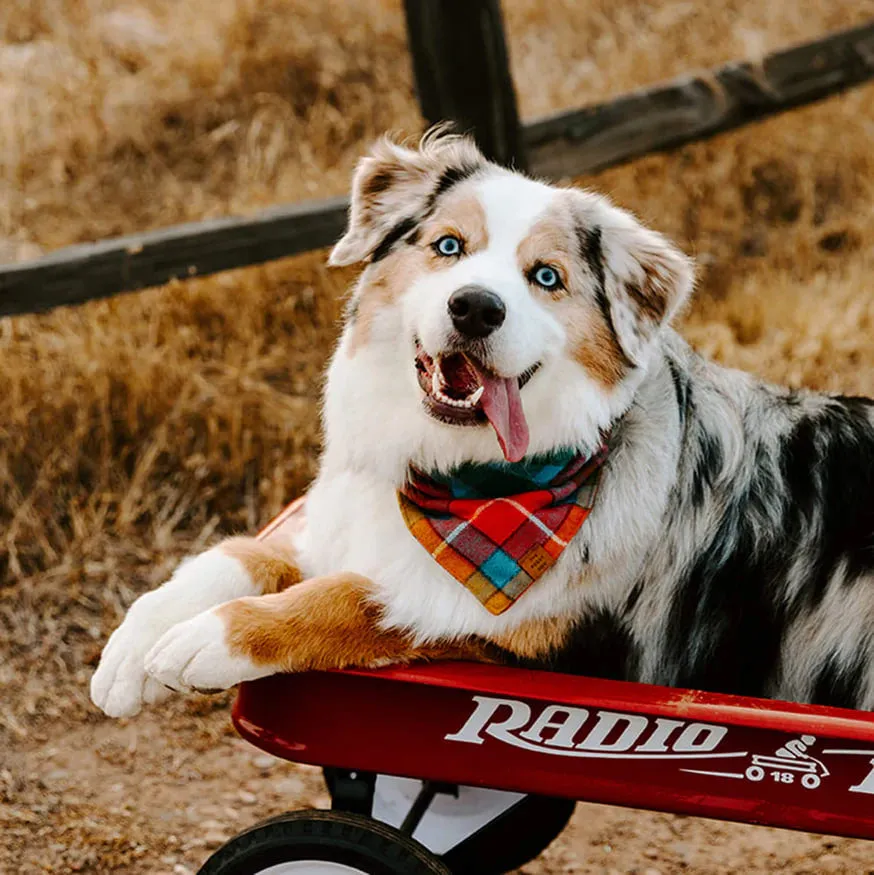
[415,340,540,462]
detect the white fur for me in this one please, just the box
[90,550,258,716]
[411,175,563,381]
[144,609,269,692]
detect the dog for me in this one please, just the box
[91,130,874,720]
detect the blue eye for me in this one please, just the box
[434,235,463,257]
[532,265,560,290]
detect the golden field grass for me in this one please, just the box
[1,0,874,745]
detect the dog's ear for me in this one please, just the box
[580,199,694,366]
[329,132,484,267]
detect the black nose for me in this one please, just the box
[448,285,506,339]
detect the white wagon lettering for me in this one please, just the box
[445,695,740,760]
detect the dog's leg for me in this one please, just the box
[90,536,305,718]
[144,572,499,693]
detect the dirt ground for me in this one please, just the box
[3,0,874,872]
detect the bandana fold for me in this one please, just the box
[398,446,608,615]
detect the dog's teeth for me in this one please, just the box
[429,370,483,409]
[433,381,456,406]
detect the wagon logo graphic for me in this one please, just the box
[744,735,829,789]
[680,733,830,788]
[445,695,746,760]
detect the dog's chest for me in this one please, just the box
[299,470,596,640]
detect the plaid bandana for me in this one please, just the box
[398,446,608,615]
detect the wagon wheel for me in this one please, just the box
[324,770,575,875]
[197,809,451,875]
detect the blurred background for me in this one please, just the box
[2,0,874,871]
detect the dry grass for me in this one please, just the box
[0,253,349,738]
[0,0,419,247]
[503,0,874,116]
[1,0,874,747]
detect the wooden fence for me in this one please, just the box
[2,3,873,319]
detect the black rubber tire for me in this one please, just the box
[197,808,452,875]
[442,794,575,875]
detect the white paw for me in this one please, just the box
[90,590,180,718]
[144,609,270,693]
[90,550,258,718]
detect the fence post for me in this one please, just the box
[403,0,526,170]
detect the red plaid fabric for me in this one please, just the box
[398,446,608,615]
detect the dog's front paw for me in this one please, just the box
[91,549,261,718]
[90,591,177,719]
[144,609,269,694]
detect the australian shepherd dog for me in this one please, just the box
[92,130,874,720]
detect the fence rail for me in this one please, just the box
[525,20,874,179]
[0,198,348,318]
[2,12,873,319]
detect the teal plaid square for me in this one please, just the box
[480,550,521,589]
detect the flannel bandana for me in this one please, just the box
[398,445,608,615]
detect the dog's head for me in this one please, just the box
[327,131,693,472]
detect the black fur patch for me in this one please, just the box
[624,581,643,613]
[524,610,639,681]
[778,397,874,610]
[661,397,874,701]
[662,435,789,696]
[424,162,482,215]
[371,216,419,263]
[665,355,690,429]
[578,226,606,303]
[689,424,724,508]
[577,225,635,369]
[662,542,786,696]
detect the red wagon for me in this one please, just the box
[199,502,874,874]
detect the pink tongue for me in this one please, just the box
[477,369,530,462]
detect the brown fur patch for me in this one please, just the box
[346,247,423,355]
[517,203,628,388]
[423,190,489,264]
[516,212,573,295]
[491,615,572,660]
[220,573,500,671]
[361,167,395,200]
[626,279,668,323]
[221,536,303,594]
[564,304,628,388]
